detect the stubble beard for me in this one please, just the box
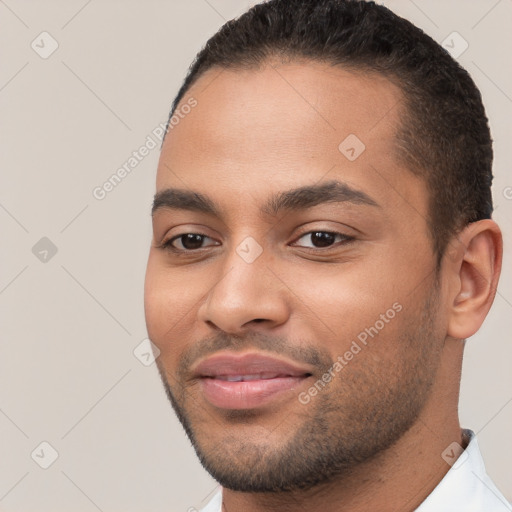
[155,284,443,493]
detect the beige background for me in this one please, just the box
[1,1,511,510]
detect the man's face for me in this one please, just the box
[144,61,449,491]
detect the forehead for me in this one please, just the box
[157,60,426,221]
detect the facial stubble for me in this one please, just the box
[155,282,443,493]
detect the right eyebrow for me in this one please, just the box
[152,189,220,217]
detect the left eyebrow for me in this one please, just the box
[261,179,380,216]
[151,180,380,218]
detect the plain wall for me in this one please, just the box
[1,1,510,510]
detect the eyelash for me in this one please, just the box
[158,230,355,254]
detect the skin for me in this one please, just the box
[144,60,502,512]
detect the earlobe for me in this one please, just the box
[447,219,502,340]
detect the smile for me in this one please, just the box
[193,352,313,410]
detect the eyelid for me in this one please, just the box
[164,232,219,251]
[290,229,355,249]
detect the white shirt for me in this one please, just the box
[199,429,511,512]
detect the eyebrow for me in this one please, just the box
[151,180,380,218]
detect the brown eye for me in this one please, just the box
[175,234,206,250]
[293,231,354,249]
[162,233,219,252]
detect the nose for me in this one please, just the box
[197,246,290,335]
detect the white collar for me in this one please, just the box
[415,429,511,511]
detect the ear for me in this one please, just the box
[446,219,503,339]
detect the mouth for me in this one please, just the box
[193,352,313,410]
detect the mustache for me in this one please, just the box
[176,332,333,380]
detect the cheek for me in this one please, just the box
[285,258,410,358]
[297,255,393,303]
[144,254,200,359]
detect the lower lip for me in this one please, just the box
[200,376,308,410]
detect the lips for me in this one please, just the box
[193,352,312,410]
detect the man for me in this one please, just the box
[144,0,510,510]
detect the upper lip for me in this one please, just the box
[192,352,313,379]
